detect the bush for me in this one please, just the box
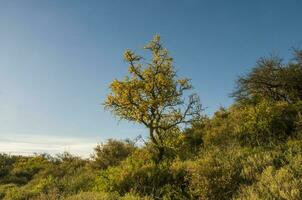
[94,149,190,199]
[186,147,244,200]
[202,107,236,147]
[64,192,120,200]
[92,139,136,169]
[235,166,302,200]
[10,155,50,185]
[233,100,298,146]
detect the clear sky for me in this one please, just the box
[0,0,301,156]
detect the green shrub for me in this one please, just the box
[233,100,297,146]
[202,107,237,147]
[10,155,50,185]
[64,191,120,200]
[92,139,136,170]
[235,166,302,200]
[186,147,244,200]
[94,149,190,199]
[3,186,35,200]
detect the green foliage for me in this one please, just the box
[64,192,151,200]
[94,149,190,199]
[0,154,18,184]
[185,147,244,200]
[10,155,50,185]
[233,100,298,146]
[92,139,136,169]
[235,165,302,200]
[202,100,301,147]
[64,192,120,200]
[179,120,206,159]
[202,107,236,147]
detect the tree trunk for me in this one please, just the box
[149,127,164,163]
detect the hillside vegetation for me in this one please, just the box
[1,37,302,200]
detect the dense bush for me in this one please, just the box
[186,148,244,200]
[233,100,299,146]
[92,139,136,169]
[235,165,302,200]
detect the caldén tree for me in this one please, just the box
[104,35,201,161]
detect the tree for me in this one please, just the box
[232,51,302,104]
[104,35,201,161]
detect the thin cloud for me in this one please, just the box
[0,134,99,158]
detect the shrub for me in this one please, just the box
[186,147,244,200]
[64,192,120,200]
[233,100,297,146]
[235,166,302,200]
[94,148,190,199]
[92,139,136,169]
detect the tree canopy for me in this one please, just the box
[232,50,302,104]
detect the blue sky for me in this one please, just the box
[0,0,301,156]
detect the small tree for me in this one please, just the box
[232,51,302,104]
[104,35,201,161]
